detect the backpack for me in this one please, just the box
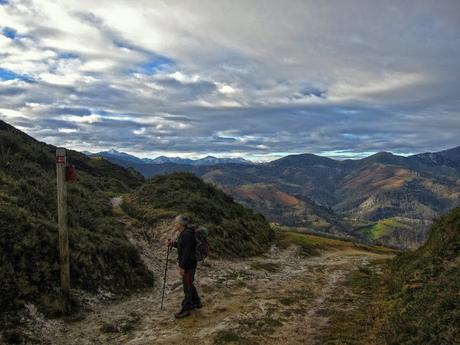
[194,227,209,261]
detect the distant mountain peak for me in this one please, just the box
[270,152,339,167]
[88,150,254,166]
[372,151,394,157]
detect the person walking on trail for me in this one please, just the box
[168,214,202,319]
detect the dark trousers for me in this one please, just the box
[181,268,201,310]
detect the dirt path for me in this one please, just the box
[38,238,389,345]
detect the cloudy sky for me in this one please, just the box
[0,0,459,161]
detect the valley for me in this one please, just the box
[95,147,460,249]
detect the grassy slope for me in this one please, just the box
[383,207,460,344]
[321,207,460,345]
[0,121,152,314]
[356,218,412,241]
[122,172,275,257]
[276,230,394,257]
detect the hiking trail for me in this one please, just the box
[27,211,392,345]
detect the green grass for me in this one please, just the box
[356,218,412,240]
[319,260,391,345]
[381,208,460,345]
[276,230,395,257]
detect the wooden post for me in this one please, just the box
[56,148,71,314]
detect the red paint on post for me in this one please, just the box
[65,165,77,182]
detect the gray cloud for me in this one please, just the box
[0,0,459,160]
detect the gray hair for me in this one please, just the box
[175,214,190,226]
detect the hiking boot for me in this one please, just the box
[192,302,203,310]
[174,309,191,319]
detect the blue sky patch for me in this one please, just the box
[128,55,175,75]
[0,67,32,81]
[0,0,9,5]
[2,27,17,39]
[58,52,79,59]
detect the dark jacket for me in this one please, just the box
[174,227,197,270]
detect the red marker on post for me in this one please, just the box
[66,165,77,182]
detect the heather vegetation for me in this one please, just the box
[0,121,151,314]
[123,172,275,257]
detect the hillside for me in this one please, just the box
[319,207,460,344]
[383,207,460,344]
[230,183,353,237]
[105,148,460,249]
[122,172,274,257]
[0,120,273,318]
[0,120,151,314]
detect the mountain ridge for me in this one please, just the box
[87,149,253,166]
[87,146,460,167]
[104,145,460,249]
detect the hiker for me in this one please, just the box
[167,215,202,318]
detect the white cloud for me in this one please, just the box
[61,114,101,124]
[58,128,78,133]
[217,84,236,94]
[133,127,146,135]
[168,71,201,83]
[0,107,24,118]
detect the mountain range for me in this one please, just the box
[3,118,459,249]
[100,146,460,249]
[84,149,253,166]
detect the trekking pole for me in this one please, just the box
[160,242,172,310]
